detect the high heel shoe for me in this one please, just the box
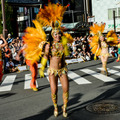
[54,104,58,117]
[30,83,38,91]
[62,104,67,117]
[31,87,38,91]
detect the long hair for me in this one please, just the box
[46,30,53,57]
[99,34,107,48]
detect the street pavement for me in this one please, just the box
[0,57,120,120]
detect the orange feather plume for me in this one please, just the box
[89,23,105,56]
[36,2,68,27]
[22,20,46,64]
[90,36,101,56]
[90,23,105,36]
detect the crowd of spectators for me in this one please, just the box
[68,34,120,61]
[68,35,93,61]
[0,34,25,73]
[0,33,120,73]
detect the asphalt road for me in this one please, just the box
[0,57,120,120]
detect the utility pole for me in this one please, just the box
[83,0,87,22]
[113,10,116,32]
[1,0,6,38]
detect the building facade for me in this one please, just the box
[6,0,92,36]
[7,0,42,37]
[92,0,120,33]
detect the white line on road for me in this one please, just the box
[68,71,91,84]
[24,74,38,89]
[97,68,120,76]
[80,69,116,82]
[0,75,16,92]
[113,66,120,69]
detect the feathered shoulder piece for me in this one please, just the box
[60,33,73,56]
[36,2,69,27]
[22,20,46,63]
[63,33,73,44]
[106,30,118,46]
[89,35,101,57]
[89,23,105,57]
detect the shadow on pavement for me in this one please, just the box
[67,80,120,117]
[38,84,50,91]
[0,93,16,99]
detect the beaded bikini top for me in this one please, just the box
[51,42,64,58]
[101,41,108,48]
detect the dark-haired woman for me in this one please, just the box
[39,30,69,117]
[99,35,109,75]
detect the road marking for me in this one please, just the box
[44,73,61,86]
[80,69,116,82]
[68,71,91,84]
[113,66,120,69]
[24,74,38,89]
[97,68,120,76]
[0,75,16,92]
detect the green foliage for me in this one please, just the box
[5,1,14,35]
[0,1,14,35]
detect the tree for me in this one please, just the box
[0,1,14,35]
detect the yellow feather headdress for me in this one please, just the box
[23,20,46,63]
[36,2,69,27]
[89,23,105,36]
[37,2,72,56]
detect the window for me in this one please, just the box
[19,7,24,13]
[34,8,39,14]
[108,8,117,20]
[118,7,120,16]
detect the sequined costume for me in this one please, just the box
[89,23,118,75]
[48,67,68,77]
[100,41,109,57]
[22,2,72,117]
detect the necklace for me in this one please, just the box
[53,42,60,49]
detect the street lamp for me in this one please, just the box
[1,0,6,38]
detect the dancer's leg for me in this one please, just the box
[49,74,58,117]
[60,74,69,117]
